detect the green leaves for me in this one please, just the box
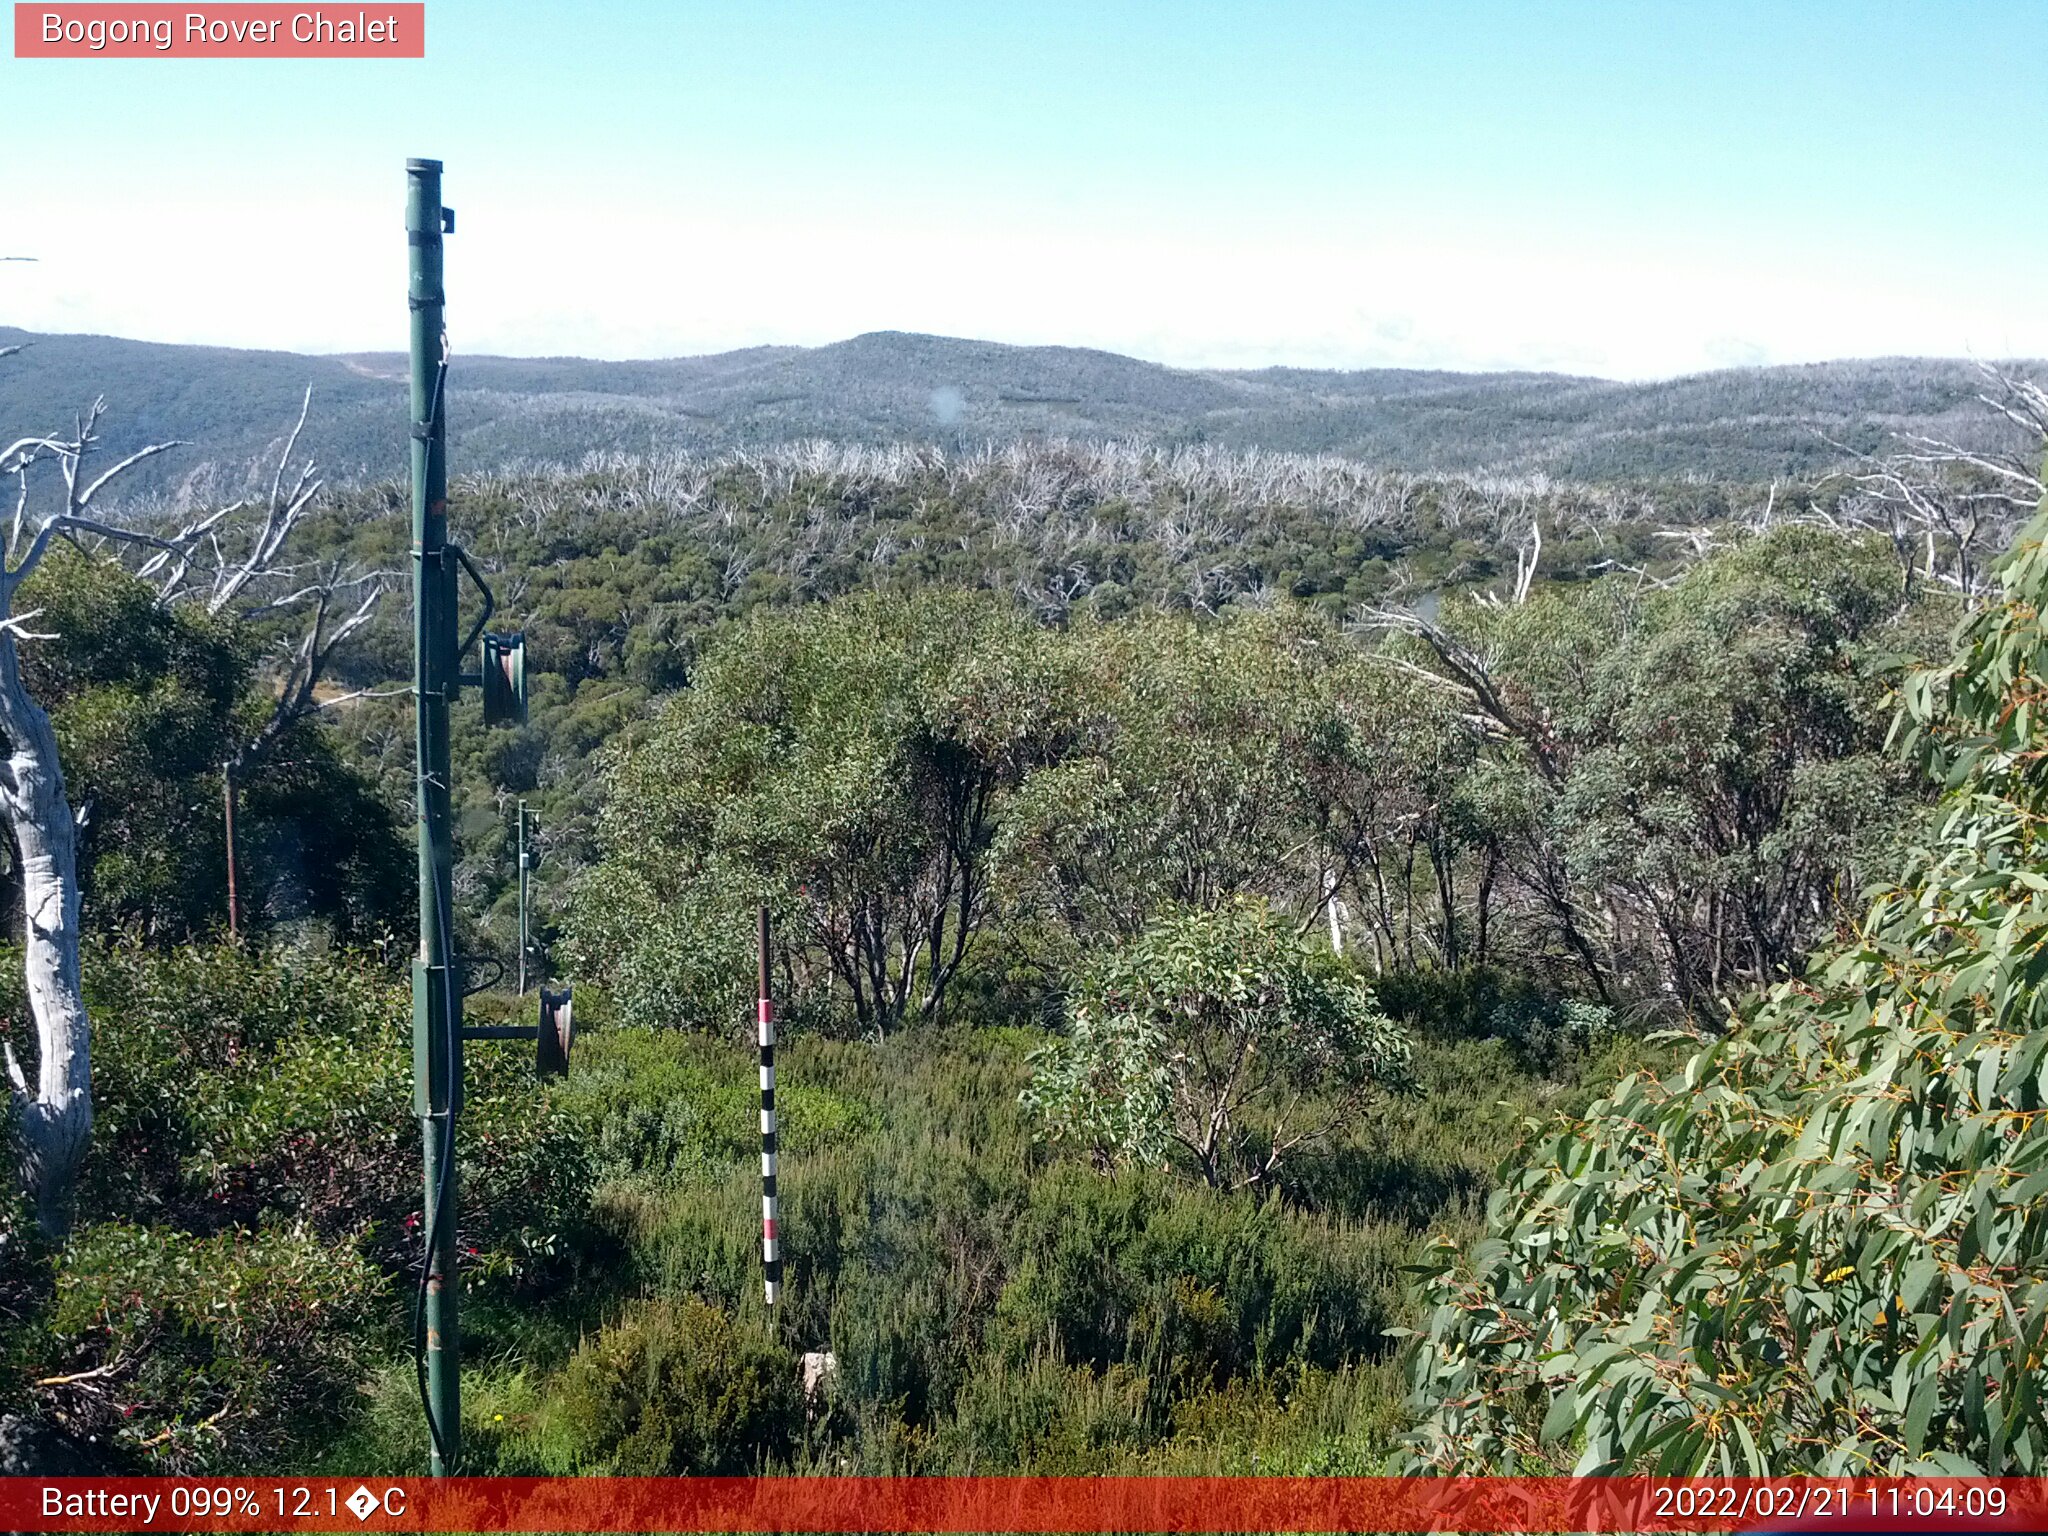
[18,548,407,941]
[1436,524,1932,1013]
[554,1296,802,1475]
[1402,513,2048,1477]
[574,594,1446,1040]
[569,589,1083,1035]
[52,1220,381,1471]
[1022,899,1414,1188]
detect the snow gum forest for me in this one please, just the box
[3,339,2048,1479]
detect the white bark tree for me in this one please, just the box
[0,382,391,1233]
[0,398,182,1234]
[1821,367,2048,599]
[119,387,399,772]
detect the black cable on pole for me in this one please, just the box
[410,326,458,1470]
[412,916,458,1464]
[413,873,459,1468]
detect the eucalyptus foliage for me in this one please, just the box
[999,609,1442,966]
[1403,510,2048,1475]
[568,588,1083,1035]
[17,551,407,942]
[1023,900,1413,1188]
[1419,527,1934,1009]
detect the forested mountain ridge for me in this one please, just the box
[0,325,2032,489]
[4,350,2046,1474]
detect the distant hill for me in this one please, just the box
[0,325,2033,493]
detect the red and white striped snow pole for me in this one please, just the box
[757,905,781,1307]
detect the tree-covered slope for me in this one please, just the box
[1404,503,2048,1476]
[0,325,2033,490]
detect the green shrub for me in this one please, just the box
[1402,513,2048,1475]
[1022,900,1414,1188]
[0,1155,52,1408]
[989,1164,1406,1418]
[1486,995,1617,1068]
[458,1049,600,1281]
[16,549,407,943]
[1158,1366,1404,1474]
[1371,966,1620,1072]
[549,1022,1443,1474]
[1369,965,1521,1038]
[553,1296,801,1473]
[1373,965,1547,1040]
[47,1222,381,1471]
[563,1025,878,1184]
[0,942,595,1280]
[934,1355,1152,1472]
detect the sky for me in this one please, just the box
[1,0,2044,379]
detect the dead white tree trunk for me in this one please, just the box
[0,379,391,1232]
[124,388,400,775]
[0,394,181,1234]
[0,617,87,1237]
[1818,367,2048,600]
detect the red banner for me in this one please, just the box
[3,1477,2046,1533]
[13,4,424,57]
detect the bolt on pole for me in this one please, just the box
[408,155,462,1477]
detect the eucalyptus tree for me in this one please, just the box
[1021,898,1414,1189]
[1405,501,2048,1476]
[570,588,1086,1036]
[999,608,1409,954]
[1374,525,1936,1012]
[0,385,388,1233]
[0,396,182,1233]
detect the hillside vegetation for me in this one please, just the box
[0,326,2034,490]
[1407,506,2048,1476]
[2,375,2045,1476]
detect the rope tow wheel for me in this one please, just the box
[481,630,527,727]
[537,986,573,1078]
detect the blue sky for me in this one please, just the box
[1,1,2043,376]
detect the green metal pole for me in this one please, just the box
[517,800,529,995]
[407,156,461,1477]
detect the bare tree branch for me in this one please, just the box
[76,441,188,511]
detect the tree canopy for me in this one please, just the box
[1403,510,2048,1476]
[15,551,407,944]
[1022,899,1415,1189]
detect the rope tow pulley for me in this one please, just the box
[537,986,573,1078]
[481,630,527,727]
